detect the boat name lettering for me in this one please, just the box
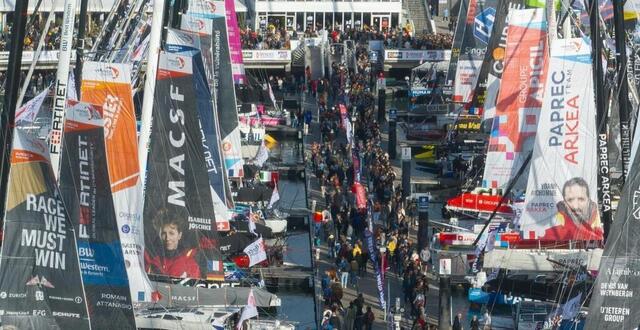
[519,41,545,105]
[168,84,186,207]
[102,94,122,140]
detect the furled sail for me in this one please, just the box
[482,8,548,191]
[142,51,224,281]
[80,61,155,302]
[0,129,90,329]
[58,101,136,329]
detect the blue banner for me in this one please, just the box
[365,229,386,312]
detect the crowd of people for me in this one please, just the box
[241,26,293,50]
[307,44,435,330]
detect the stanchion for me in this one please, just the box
[401,147,411,200]
[377,89,386,122]
[438,275,452,330]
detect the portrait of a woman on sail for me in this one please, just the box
[144,208,206,279]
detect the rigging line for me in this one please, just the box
[471,151,533,247]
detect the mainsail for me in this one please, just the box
[518,37,601,242]
[482,8,548,191]
[80,61,155,302]
[0,130,90,329]
[471,0,525,118]
[165,28,232,231]
[187,0,245,178]
[143,51,224,281]
[58,102,136,329]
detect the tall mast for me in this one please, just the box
[613,0,631,182]
[0,0,29,217]
[49,0,79,179]
[590,0,612,239]
[75,0,89,97]
[138,0,167,193]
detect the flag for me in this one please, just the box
[268,82,278,110]
[254,141,269,167]
[243,238,267,267]
[561,293,583,320]
[268,185,279,209]
[236,289,259,330]
[16,86,50,124]
[249,213,258,236]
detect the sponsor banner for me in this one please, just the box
[519,38,601,242]
[364,229,386,312]
[383,49,451,62]
[439,232,478,246]
[193,50,232,231]
[81,61,155,302]
[0,130,90,329]
[143,52,224,281]
[58,102,136,328]
[446,193,514,214]
[241,50,292,62]
[224,0,246,83]
[187,4,244,177]
[166,28,201,53]
[16,87,50,124]
[472,0,525,117]
[453,0,498,103]
[453,116,482,132]
[0,50,76,65]
[446,0,470,87]
[482,8,548,191]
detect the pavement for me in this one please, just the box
[300,93,445,329]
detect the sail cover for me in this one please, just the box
[80,62,155,302]
[0,130,90,329]
[165,29,232,231]
[452,0,497,104]
[482,8,548,191]
[58,102,136,328]
[143,51,224,281]
[471,0,525,118]
[586,137,640,328]
[519,38,601,242]
[186,0,245,178]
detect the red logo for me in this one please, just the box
[206,1,216,12]
[222,142,232,152]
[196,19,206,31]
[176,57,185,69]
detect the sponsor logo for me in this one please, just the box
[0,292,5,299]
[121,224,131,233]
[33,309,47,316]
[35,290,44,301]
[474,7,496,45]
[196,19,206,31]
[96,66,120,79]
[222,141,232,152]
[172,295,197,302]
[205,0,216,13]
[75,296,83,304]
[633,190,640,220]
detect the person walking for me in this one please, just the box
[453,313,463,330]
[339,257,350,288]
[364,306,375,330]
[470,315,480,330]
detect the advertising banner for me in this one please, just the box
[472,0,525,118]
[482,8,548,191]
[519,38,601,242]
[224,0,246,83]
[81,61,155,302]
[186,1,244,177]
[241,50,292,62]
[453,0,498,103]
[383,50,451,62]
[166,32,232,232]
[0,130,90,329]
[143,52,224,281]
[58,102,136,328]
